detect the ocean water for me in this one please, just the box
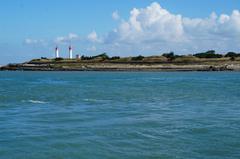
[0,71,240,159]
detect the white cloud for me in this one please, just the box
[68,33,78,39]
[24,38,45,45]
[24,2,240,56]
[104,2,240,54]
[112,11,120,20]
[87,31,101,43]
[87,46,97,51]
[55,33,79,44]
[107,3,185,44]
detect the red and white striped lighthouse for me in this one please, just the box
[69,45,73,59]
[55,46,59,58]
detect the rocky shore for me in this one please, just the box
[1,59,240,71]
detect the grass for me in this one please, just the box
[28,55,240,66]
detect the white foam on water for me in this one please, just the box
[28,100,47,104]
[83,98,112,103]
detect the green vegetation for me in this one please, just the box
[224,52,240,58]
[2,50,240,72]
[162,52,174,59]
[55,57,64,61]
[31,59,41,62]
[81,55,93,60]
[131,55,145,61]
[162,52,182,61]
[81,53,109,60]
[27,50,240,64]
[95,53,109,60]
[193,50,223,58]
[110,56,120,60]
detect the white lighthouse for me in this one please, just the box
[55,46,59,58]
[69,45,73,59]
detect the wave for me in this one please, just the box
[22,100,47,104]
[29,100,47,104]
[83,98,112,103]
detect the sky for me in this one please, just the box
[0,0,240,64]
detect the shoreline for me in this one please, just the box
[1,62,240,72]
[1,54,240,72]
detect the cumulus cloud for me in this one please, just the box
[87,31,102,43]
[112,11,120,20]
[105,2,240,54]
[24,2,240,55]
[106,3,185,44]
[55,33,79,44]
[24,38,45,45]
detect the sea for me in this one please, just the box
[0,71,240,159]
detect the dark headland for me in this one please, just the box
[1,51,240,71]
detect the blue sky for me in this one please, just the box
[0,0,240,64]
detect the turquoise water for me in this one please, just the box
[0,72,240,159]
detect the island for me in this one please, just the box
[1,50,240,71]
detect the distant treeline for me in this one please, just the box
[80,50,240,61]
[193,50,240,58]
[81,53,120,60]
[37,50,240,62]
[161,50,240,59]
[81,54,145,61]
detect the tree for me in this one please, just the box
[225,52,240,58]
[81,55,93,60]
[162,52,176,61]
[230,56,235,61]
[194,50,223,58]
[55,57,64,61]
[131,55,144,61]
[110,56,120,60]
[95,53,109,60]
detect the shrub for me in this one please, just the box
[131,55,144,61]
[162,52,174,58]
[110,56,120,60]
[55,57,64,61]
[82,55,93,60]
[95,53,109,60]
[225,52,240,58]
[162,52,177,61]
[31,59,41,62]
[230,57,235,61]
[194,50,223,58]
[81,53,110,60]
